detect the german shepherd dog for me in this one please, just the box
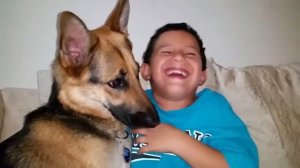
[0,0,159,167]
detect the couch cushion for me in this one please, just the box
[37,70,52,104]
[0,88,40,141]
[212,61,300,168]
[197,57,218,91]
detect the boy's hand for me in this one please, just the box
[131,123,185,154]
[132,124,229,168]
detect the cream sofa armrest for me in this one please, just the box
[0,88,40,142]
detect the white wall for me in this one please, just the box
[1,0,299,88]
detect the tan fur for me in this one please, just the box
[21,121,118,168]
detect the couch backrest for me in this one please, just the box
[0,88,40,141]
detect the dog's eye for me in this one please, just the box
[108,77,128,89]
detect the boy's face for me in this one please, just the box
[141,30,207,101]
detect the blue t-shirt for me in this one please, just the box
[130,88,258,168]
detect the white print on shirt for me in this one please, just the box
[185,130,212,142]
[131,129,212,163]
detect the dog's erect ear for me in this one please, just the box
[104,0,129,35]
[58,11,92,68]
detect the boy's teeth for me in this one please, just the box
[166,69,187,77]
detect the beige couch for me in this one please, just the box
[1,59,299,168]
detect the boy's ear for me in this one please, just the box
[140,63,151,81]
[199,69,207,86]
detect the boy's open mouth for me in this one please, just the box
[164,68,189,79]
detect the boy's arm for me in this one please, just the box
[172,129,229,168]
[133,123,229,168]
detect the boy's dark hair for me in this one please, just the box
[142,23,207,70]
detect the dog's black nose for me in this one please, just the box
[108,105,160,129]
[129,109,160,129]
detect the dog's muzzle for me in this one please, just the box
[109,105,160,129]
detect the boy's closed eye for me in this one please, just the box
[160,50,173,56]
[184,52,197,58]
